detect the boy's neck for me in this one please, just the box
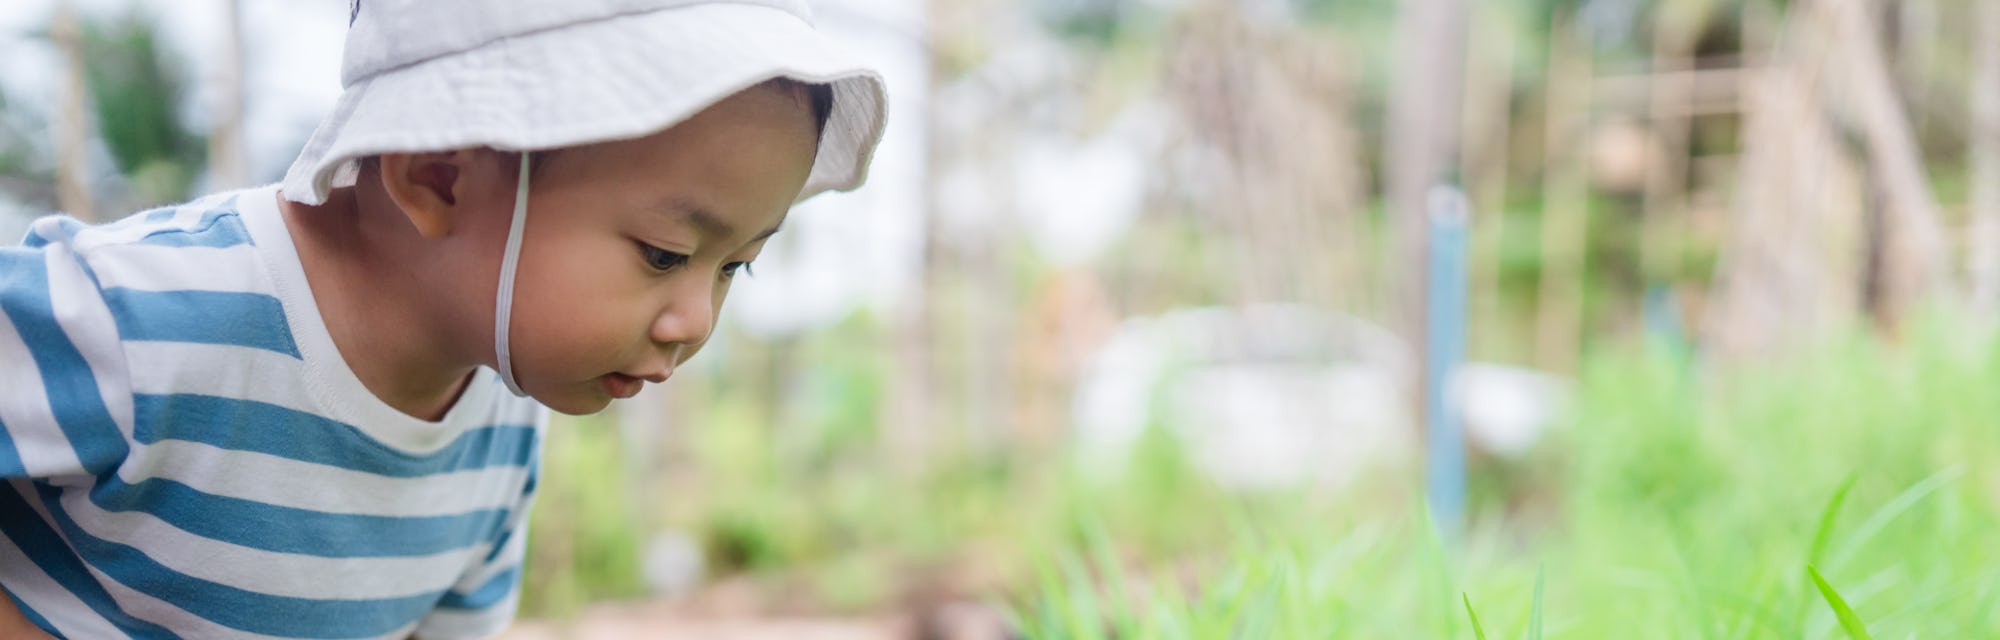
[274,189,481,422]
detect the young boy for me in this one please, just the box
[0,0,886,637]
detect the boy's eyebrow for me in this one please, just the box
[660,199,784,242]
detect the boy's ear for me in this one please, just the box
[377,151,468,239]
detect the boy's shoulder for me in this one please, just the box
[27,188,264,257]
[13,186,300,363]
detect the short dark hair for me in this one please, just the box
[763,77,835,142]
[526,79,833,176]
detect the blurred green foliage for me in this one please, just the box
[79,11,203,205]
[521,417,649,617]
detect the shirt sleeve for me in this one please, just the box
[413,455,540,639]
[0,217,134,481]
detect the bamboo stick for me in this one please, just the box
[1640,0,1713,288]
[1596,66,1750,116]
[1968,0,2000,320]
[1535,17,1591,375]
[1895,0,1936,135]
[1460,5,1515,361]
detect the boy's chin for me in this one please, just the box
[531,388,617,416]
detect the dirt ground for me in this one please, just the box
[498,598,1013,640]
[499,609,908,640]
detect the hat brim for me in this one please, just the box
[282,3,888,206]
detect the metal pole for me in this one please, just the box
[1425,185,1470,538]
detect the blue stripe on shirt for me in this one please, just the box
[85,474,513,558]
[101,289,301,359]
[19,217,81,249]
[436,566,518,611]
[0,483,184,639]
[131,394,537,478]
[6,193,539,637]
[132,198,250,249]
[32,482,445,639]
[5,591,56,638]
[0,248,128,476]
[0,415,26,478]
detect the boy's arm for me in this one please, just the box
[412,456,539,639]
[0,223,133,637]
[1,221,133,481]
[0,587,55,639]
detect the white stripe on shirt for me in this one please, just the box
[414,591,520,640]
[0,310,84,479]
[119,439,528,518]
[125,341,316,412]
[44,243,134,438]
[56,487,488,601]
[86,243,268,294]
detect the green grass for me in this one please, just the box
[1012,317,2000,637]
[1808,565,1873,640]
[521,316,2000,636]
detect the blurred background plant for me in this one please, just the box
[4,0,1999,637]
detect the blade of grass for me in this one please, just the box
[1808,565,1875,640]
[1059,552,1103,639]
[1809,476,1859,564]
[1968,570,2000,632]
[1826,467,1963,570]
[1464,593,1491,640]
[1528,564,1545,640]
[1419,500,1462,636]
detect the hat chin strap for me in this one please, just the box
[494,151,531,397]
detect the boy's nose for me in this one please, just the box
[649,286,716,353]
[630,345,683,383]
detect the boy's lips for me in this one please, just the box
[602,368,672,400]
[602,373,646,399]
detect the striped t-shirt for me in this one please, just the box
[0,186,548,639]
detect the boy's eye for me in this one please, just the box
[638,244,689,272]
[721,261,754,280]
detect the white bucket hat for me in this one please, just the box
[284,0,888,206]
[282,0,889,397]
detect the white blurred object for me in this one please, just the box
[1072,305,1568,490]
[1162,363,1413,489]
[1015,103,1166,267]
[1453,363,1568,457]
[640,530,706,600]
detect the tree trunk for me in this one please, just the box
[53,0,95,221]
[208,0,249,189]
[1703,5,1868,360]
[1814,0,1950,326]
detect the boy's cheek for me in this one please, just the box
[676,341,707,366]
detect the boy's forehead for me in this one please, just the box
[536,133,801,244]
[653,198,788,242]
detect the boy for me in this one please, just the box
[0,0,886,637]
